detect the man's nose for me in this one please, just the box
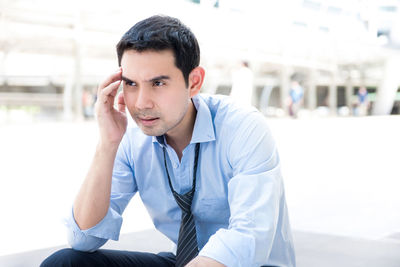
[135,87,154,110]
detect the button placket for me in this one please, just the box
[165,145,180,191]
[186,144,196,190]
[165,143,198,194]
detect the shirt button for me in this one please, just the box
[173,163,178,168]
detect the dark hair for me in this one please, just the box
[116,15,200,86]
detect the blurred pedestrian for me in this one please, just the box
[82,89,96,118]
[355,86,369,116]
[287,81,304,118]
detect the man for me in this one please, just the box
[355,86,369,116]
[41,15,295,267]
[288,81,304,118]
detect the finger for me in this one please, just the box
[99,80,121,105]
[98,68,122,94]
[101,80,121,98]
[117,91,126,113]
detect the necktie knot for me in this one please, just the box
[173,190,194,213]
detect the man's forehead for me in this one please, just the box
[120,50,178,79]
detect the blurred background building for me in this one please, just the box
[1,0,400,121]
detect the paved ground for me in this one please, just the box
[0,115,399,265]
[1,229,400,267]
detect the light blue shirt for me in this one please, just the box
[66,94,296,267]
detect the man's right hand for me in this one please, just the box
[95,68,127,148]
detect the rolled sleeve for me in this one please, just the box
[200,114,285,266]
[199,228,256,266]
[65,206,122,252]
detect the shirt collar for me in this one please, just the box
[190,94,216,144]
[152,94,216,146]
[153,135,166,146]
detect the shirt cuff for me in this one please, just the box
[65,206,123,251]
[199,228,256,267]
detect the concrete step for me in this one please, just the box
[1,230,400,267]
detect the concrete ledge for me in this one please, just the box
[294,231,400,267]
[1,230,400,267]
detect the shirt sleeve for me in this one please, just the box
[199,112,284,266]
[65,135,137,252]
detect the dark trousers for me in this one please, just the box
[40,248,176,267]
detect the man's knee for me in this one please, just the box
[40,248,93,267]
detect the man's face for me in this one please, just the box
[121,49,191,136]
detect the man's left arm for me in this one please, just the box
[197,113,287,267]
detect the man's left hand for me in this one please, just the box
[185,256,226,267]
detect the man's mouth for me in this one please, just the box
[138,117,159,126]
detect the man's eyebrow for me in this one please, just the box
[121,75,134,83]
[146,75,170,82]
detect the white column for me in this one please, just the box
[63,77,73,120]
[0,0,7,78]
[328,72,337,115]
[280,65,291,113]
[373,54,400,115]
[307,68,317,110]
[73,11,84,120]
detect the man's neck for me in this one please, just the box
[165,100,197,161]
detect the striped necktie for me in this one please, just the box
[163,143,200,267]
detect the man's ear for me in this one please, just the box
[188,67,205,97]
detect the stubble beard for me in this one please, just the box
[131,102,189,137]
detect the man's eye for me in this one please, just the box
[125,81,136,87]
[153,81,165,87]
